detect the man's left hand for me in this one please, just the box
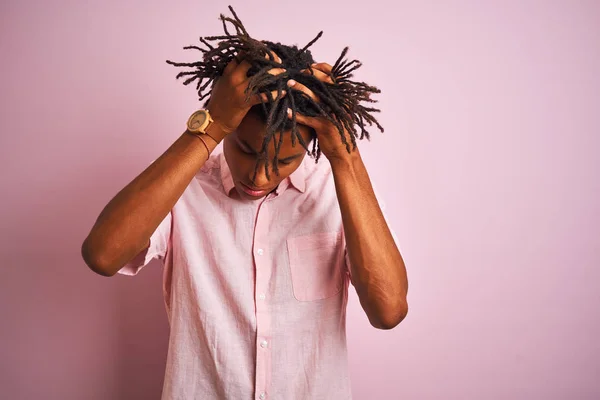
[286,63,357,162]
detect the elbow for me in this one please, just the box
[81,237,118,277]
[370,299,408,330]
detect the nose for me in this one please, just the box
[248,162,271,188]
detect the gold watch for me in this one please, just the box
[186,109,214,134]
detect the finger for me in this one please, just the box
[286,108,322,130]
[235,56,285,84]
[250,89,287,106]
[235,57,253,76]
[230,57,254,85]
[264,50,282,64]
[310,62,333,74]
[300,67,335,84]
[234,51,247,63]
[222,55,240,77]
[267,67,287,76]
[287,79,320,103]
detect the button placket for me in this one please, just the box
[254,199,272,399]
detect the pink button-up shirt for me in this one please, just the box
[119,149,356,399]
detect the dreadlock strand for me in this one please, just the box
[299,31,324,54]
[339,117,358,151]
[199,37,215,50]
[263,99,290,171]
[332,47,350,73]
[226,5,249,36]
[336,60,362,78]
[182,74,200,86]
[355,113,369,140]
[287,93,299,148]
[311,136,319,159]
[182,45,205,52]
[292,119,311,153]
[246,66,285,96]
[219,16,245,37]
[219,14,232,36]
[271,130,286,176]
[197,78,213,93]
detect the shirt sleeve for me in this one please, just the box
[343,184,400,282]
[117,211,172,276]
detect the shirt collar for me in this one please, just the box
[219,152,306,198]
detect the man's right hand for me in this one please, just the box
[206,51,287,138]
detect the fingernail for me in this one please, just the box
[287,80,296,87]
[287,108,292,115]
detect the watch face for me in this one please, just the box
[188,111,207,131]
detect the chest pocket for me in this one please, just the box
[286,231,345,302]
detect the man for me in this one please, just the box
[82,7,408,399]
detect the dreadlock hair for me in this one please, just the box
[166,5,383,181]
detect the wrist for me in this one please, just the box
[206,103,238,142]
[184,130,218,157]
[329,147,362,171]
[204,118,231,144]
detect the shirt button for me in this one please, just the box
[260,340,268,348]
[259,392,266,400]
[257,248,264,256]
[259,293,266,300]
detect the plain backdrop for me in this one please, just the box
[1,1,599,399]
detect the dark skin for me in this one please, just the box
[223,109,314,200]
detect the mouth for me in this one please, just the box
[239,182,270,197]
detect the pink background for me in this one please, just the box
[1,1,599,399]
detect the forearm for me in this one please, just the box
[82,125,226,276]
[330,151,408,329]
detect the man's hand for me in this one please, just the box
[285,63,356,162]
[207,51,287,139]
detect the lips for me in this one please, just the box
[240,182,269,197]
